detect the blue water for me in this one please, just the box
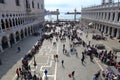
[45,12,81,21]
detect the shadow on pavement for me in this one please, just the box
[0,36,39,79]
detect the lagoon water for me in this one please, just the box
[45,12,81,21]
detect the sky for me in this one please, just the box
[45,0,118,12]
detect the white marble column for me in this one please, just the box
[104,26,106,33]
[107,27,110,35]
[112,28,115,37]
[110,12,113,22]
[0,42,3,52]
[13,34,17,44]
[116,29,120,38]
[7,39,11,47]
[106,12,109,21]
[114,12,118,22]
[98,24,100,30]
[103,12,105,20]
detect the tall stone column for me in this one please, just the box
[98,24,100,31]
[13,34,17,44]
[110,12,113,22]
[106,12,109,21]
[100,25,102,32]
[114,12,118,22]
[116,29,120,38]
[104,26,106,33]
[107,27,110,35]
[0,42,3,52]
[112,27,115,37]
[7,39,11,48]
[102,12,105,20]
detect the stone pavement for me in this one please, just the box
[1,26,120,80]
[77,28,120,69]
[24,35,102,80]
[0,33,42,80]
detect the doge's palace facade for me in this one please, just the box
[81,0,120,39]
[0,0,44,52]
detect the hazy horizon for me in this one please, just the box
[45,0,119,12]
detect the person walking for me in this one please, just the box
[81,52,85,64]
[17,46,21,52]
[44,69,48,77]
[33,74,37,80]
[61,60,64,67]
[56,54,58,62]
[16,68,20,78]
[72,71,75,78]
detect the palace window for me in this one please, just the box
[37,3,40,9]
[15,0,20,6]
[0,0,4,3]
[32,1,34,8]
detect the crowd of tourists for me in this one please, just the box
[14,21,120,80]
[15,32,45,80]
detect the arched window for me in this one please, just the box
[9,19,12,27]
[112,12,115,21]
[1,19,5,29]
[13,19,15,26]
[117,12,120,21]
[5,19,9,28]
